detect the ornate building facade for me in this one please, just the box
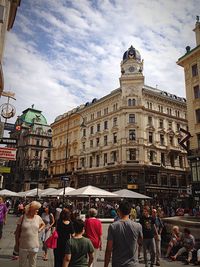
[177,17,200,199]
[9,106,52,191]
[50,46,189,200]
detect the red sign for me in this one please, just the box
[0,147,16,161]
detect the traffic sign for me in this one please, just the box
[0,137,17,145]
[60,176,70,182]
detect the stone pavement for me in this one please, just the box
[0,214,185,267]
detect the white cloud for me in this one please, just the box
[2,0,199,124]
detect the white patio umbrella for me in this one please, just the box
[39,188,58,197]
[17,188,43,197]
[48,187,75,196]
[113,189,151,199]
[67,185,117,197]
[0,189,18,197]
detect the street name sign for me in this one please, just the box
[60,176,70,182]
[4,122,15,131]
[0,137,17,145]
[0,147,16,161]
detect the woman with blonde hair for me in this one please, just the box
[14,201,45,267]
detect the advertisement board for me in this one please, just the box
[0,147,16,161]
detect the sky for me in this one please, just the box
[1,0,200,124]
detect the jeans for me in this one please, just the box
[143,238,156,265]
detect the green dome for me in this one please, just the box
[19,108,48,126]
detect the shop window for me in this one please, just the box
[149,174,158,184]
[161,175,168,186]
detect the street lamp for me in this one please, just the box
[62,112,86,205]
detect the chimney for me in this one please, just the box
[193,15,200,46]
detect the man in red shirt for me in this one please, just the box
[85,208,102,266]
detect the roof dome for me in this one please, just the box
[18,107,48,126]
[122,45,141,62]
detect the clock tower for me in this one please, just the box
[120,45,144,98]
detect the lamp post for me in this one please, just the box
[62,112,86,205]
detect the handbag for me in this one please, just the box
[45,230,58,249]
[13,214,25,255]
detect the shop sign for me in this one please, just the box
[0,147,16,160]
[127,184,138,189]
[0,166,11,173]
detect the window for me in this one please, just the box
[129,129,136,141]
[148,116,153,126]
[149,132,153,143]
[197,134,200,148]
[81,158,85,167]
[104,108,108,115]
[168,121,172,128]
[176,123,180,131]
[170,154,175,167]
[128,98,136,106]
[91,113,94,120]
[160,134,164,145]
[96,137,100,147]
[129,149,136,160]
[82,142,85,150]
[169,136,174,146]
[113,133,117,144]
[82,128,86,137]
[113,103,118,111]
[192,64,198,77]
[170,176,177,186]
[36,140,40,146]
[97,111,101,118]
[179,156,183,168]
[103,153,107,165]
[96,155,100,167]
[113,117,117,126]
[167,108,172,115]
[161,175,168,186]
[90,126,94,134]
[158,105,163,113]
[90,140,93,148]
[104,121,108,130]
[161,153,165,166]
[147,102,152,109]
[97,123,100,132]
[48,141,51,147]
[89,156,93,168]
[129,114,135,123]
[175,110,180,117]
[35,150,39,157]
[159,119,164,128]
[104,135,108,146]
[149,150,154,162]
[0,5,5,23]
[196,109,200,123]
[194,85,200,99]
[111,151,117,162]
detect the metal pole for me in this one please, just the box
[63,180,66,206]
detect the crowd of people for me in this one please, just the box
[0,195,200,267]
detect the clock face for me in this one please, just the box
[129,66,135,72]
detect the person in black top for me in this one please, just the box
[139,206,158,267]
[54,208,74,267]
